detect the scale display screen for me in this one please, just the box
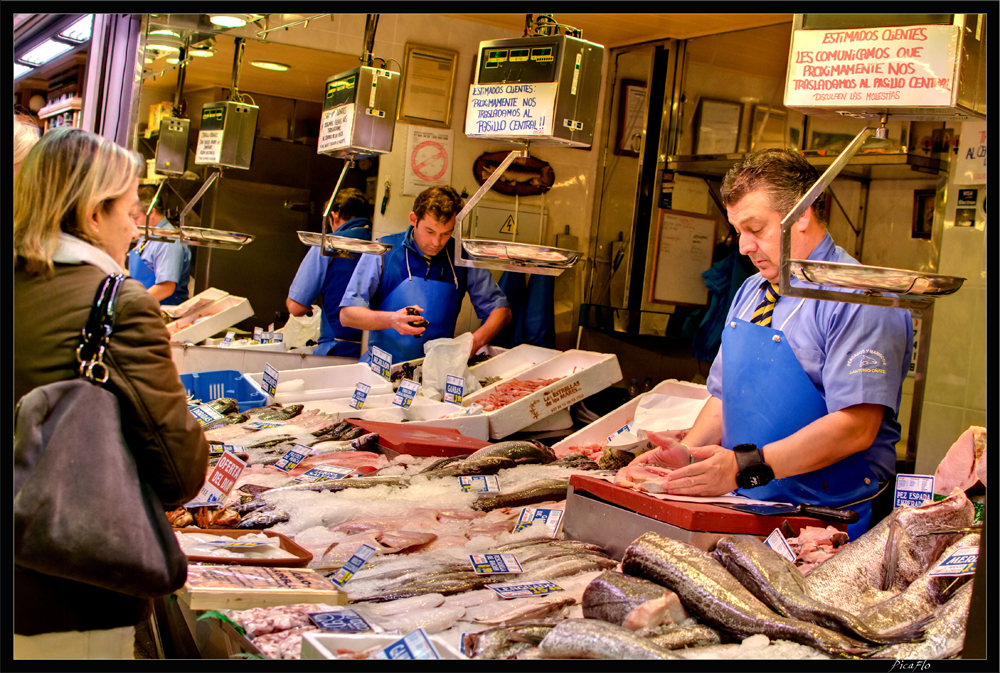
[478,41,559,84]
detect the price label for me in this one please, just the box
[764,528,797,564]
[444,375,464,405]
[607,420,635,443]
[370,628,440,660]
[894,473,935,509]
[270,444,312,473]
[370,347,392,380]
[295,466,355,483]
[272,333,284,344]
[243,420,287,430]
[200,539,280,550]
[308,609,371,633]
[185,452,247,507]
[392,379,420,408]
[190,404,225,425]
[513,508,564,535]
[459,475,501,493]
[469,553,522,575]
[262,363,279,397]
[928,546,979,577]
[350,383,372,410]
[488,580,565,600]
[253,326,264,342]
[221,331,235,348]
[261,331,271,345]
[330,543,378,586]
[208,444,244,457]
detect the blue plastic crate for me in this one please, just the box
[180,370,266,412]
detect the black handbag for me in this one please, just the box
[14,274,188,599]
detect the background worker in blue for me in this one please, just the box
[286,188,372,357]
[631,149,912,537]
[340,185,512,364]
[127,185,191,305]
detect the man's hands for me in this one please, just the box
[631,436,739,497]
[389,305,427,336]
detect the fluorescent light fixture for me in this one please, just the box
[210,15,249,29]
[189,47,214,58]
[250,61,290,72]
[19,39,74,66]
[166,57,180,65]
[147,30,183,52]
[59,15,93,43]
[15,63,34,79]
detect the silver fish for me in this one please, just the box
[235,507,289,529]
[582,571,673,630]
[495,538,604,554]
[519,555,618,582]
[713,534,924,645]
[806,489,974,614]
[872,580,974,659]
[418,456,465,474]
[472,479,569,512]
[644,623,722,650]
[424,455,517,479]
[466,440,556,465]
[517,546,609,566]
[537,618,680,659]
[465,622,556,659]
[353,575,502,603]
[622,532,875,657]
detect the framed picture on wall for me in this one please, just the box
[397,44,458,128]
[693,98,742,155]
[912,189,935,239]
[749,105,787,151]
[615,79,647,157]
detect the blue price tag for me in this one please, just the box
[190,404,224,425]
[894,473,935,509]
[271,444,311,472]
[243,420,287,430]
[221,331,235,348]
[272,333,283,343]
[350,383,372,410]
[928,546,979,577]
[606,420,635,443]
[295,466,355,483]
[392,379,420,408]
[469,553,523,575]
[262,363,279,396]
[513,507,563,534]
[308,609,371,632]
[459,475,501,493]
[208,444,244,456]
[488,580,564,600]
[330,543,378,586]
[764,529,796,563]
[253,326,263,342]
[444,374,464,405]
[370,347,392,380]
[370,629,440,660]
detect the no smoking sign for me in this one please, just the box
[410,140,448,181]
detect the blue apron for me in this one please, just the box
[127,245,156,289]
[361,248,460,364]
[722,289,879,538]
[315,218,372,357]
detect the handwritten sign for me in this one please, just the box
[465,82,557,138]
[894,473,935,509]
[330,543,378,586]
[195,129,223,165]
[764,529,797,564]
[370,628,440,660]
[785,24,960,108]
[186,452,246,507]
[262,363,279,396]
[370,347,392,380]
[488,580,565,600]
[393,379,420,408]
[513,507,563,535]
[444,374,464,405]
[317,103,355,154]
[470,553,522,575]
[953,121,986,185]
[350,383,372,410]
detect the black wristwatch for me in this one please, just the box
[734,443,775,489]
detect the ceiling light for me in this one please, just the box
[147,30,183,52]
[166,57,180,65]
[15,63,34,79]
[250,61,290,72]
[189,47,214,58]
[59,15,93,43]
[210,14,252,29]
[19,39,74,66]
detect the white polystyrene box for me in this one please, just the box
[463,349,622,440]
[300,632,466,660]
[551,379,711,454]
[467,344,561,381]
[161,287,229,320]
[167,296,253,345]
[245,364,393,404]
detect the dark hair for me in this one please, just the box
[412,185,463,224]
[721,149,826,225]
[137,184,160,211]
[332,187,369,221]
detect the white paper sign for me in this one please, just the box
[186,452,246,507]
[894,473,935,509]
[785,25,960,108]
[928,545,979,577]
[488,580,565,600]
[953,121,987,185]
[403,126,455,196]
[465,82,557,138]
[195,129,223,165]
[318,103,355,154]
[513,507,564,535]
[765,529,797,564]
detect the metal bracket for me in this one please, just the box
[320,158,354,257]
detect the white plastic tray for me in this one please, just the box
[245,363,393,404]
[167,296,253,345]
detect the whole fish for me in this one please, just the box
[872,580,974,660]
[353,576,502,603]
[495,538,605,554]
[249,404,303,422]
[466,440,557,465]
[537,618,680,659]
[805,489,974,614]
[472,479,569,512]
[235,507,290,529]
[242,404,285,418]
[312,421,352,440]
[418,456,466,474]
[425,455,517,479]
[233,498,270,516]
[552,455,601,470]
[200,413,249,432]
[645,624,721,650]
[205,397,240,415]
[276,474,412,495]
[340,426,365,441]
[464,623,555,659]
[245,434,299,450]
[713,534,925,645]
[598,446,636,471]
[520,555,618,582]
[858,533,978,640]
[349,432,381,453]
[582,571,676,630]
[517,546,609,566]
[622,532,875,657]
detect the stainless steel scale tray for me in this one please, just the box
[462,240,580,267]
[143,226,254,250]
[792,260,965,296]
[297,231,392,255]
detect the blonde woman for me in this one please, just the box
[14,127,208,659]
[14,113,40,176]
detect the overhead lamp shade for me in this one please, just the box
[147,30,183,52]
[250,61,290,72]
[189,47,214,58]
[209,14,251,29]
[19,39,74,66]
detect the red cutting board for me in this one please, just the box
[569,474,847,536]
[350,419,491,458]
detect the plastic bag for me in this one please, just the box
[279,305,322,349]
[420,333,483,402]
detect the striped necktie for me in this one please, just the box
[750,281,780,327]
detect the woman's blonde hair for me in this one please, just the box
[15,127,143,277]
[14,114,40,166]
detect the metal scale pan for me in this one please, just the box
[296,232,392,257]
[142,225,254,251]
[462,240,580,267]
[792,260,965,297]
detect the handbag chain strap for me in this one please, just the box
[76,274,126,384]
